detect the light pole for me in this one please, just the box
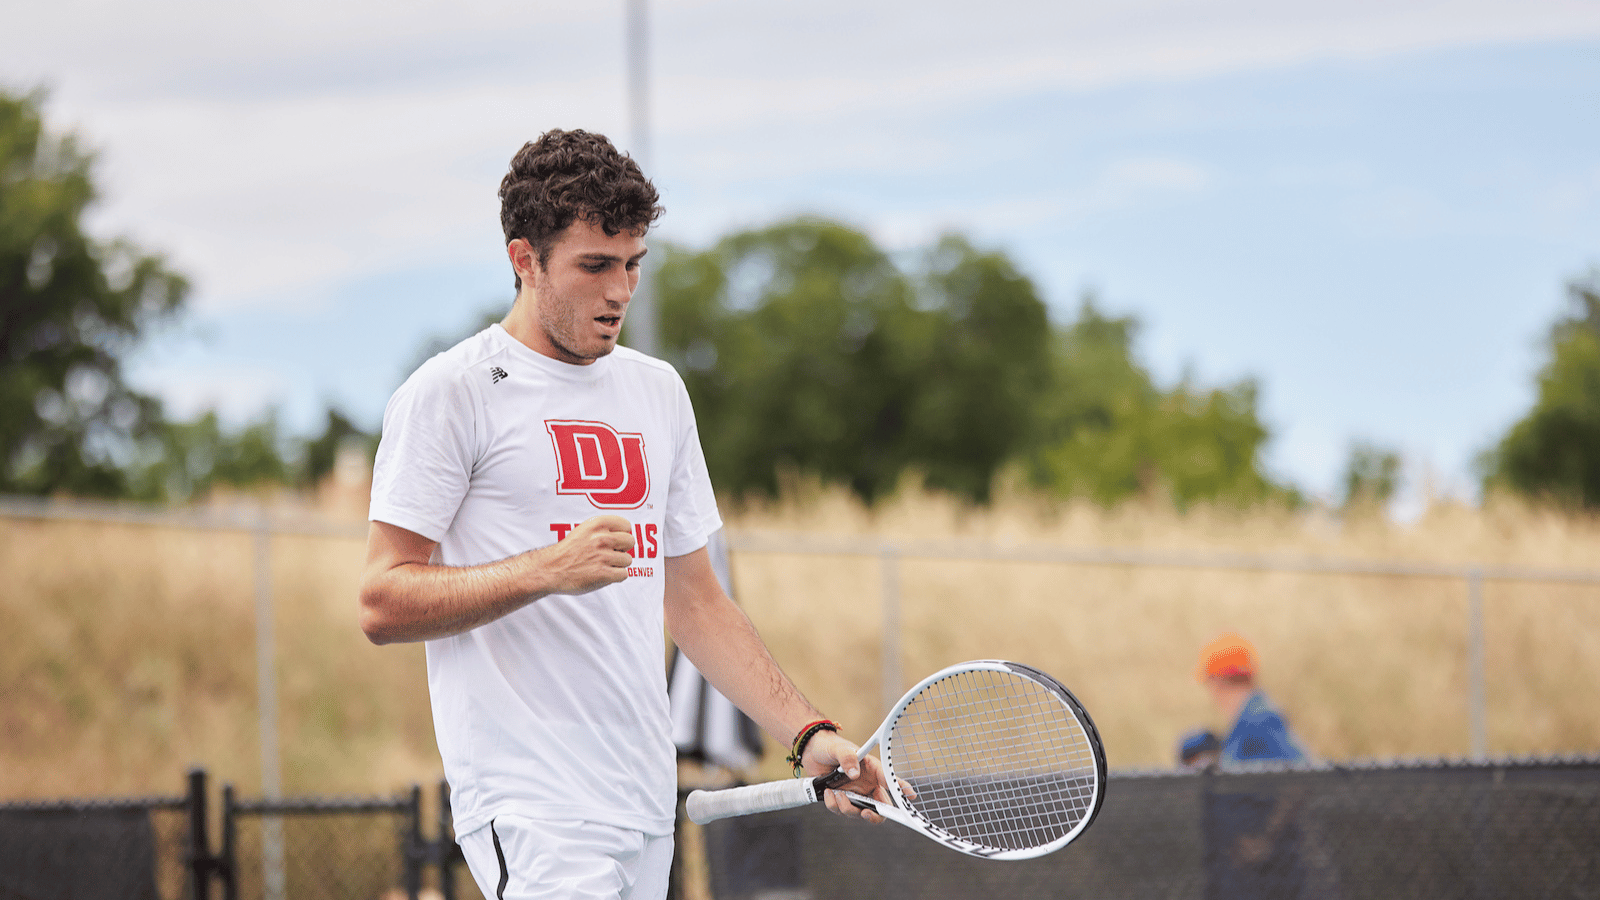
[624,0,660,358]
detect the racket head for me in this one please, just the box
[877,660,1106,860]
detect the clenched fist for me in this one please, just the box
[536,515,636,595]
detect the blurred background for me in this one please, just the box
[4,0,1600,804]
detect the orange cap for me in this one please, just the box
[1196,632,1258,682]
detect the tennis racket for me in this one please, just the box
[685,659,1106,860]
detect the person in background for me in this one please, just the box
[1194,633,1335,899]
[1196,632,1307,766]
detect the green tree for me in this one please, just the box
[905,236,1053,501]
[128,410,294,501]
[657,219,921,501]
[655,219,1054,503]
[1023,299,1284,507]
[0,90,188,496]
[1484,272,1600,507]
[1341,440,1402,510]
[300,407,375,488]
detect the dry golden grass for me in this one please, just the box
[726,484,1600,778]
[0,513,435,799]
[3,485,1599,800]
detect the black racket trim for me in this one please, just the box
[1001,660,1109,837]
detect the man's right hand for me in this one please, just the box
[534,515,636,595]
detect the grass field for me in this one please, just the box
[3,486,1599,798]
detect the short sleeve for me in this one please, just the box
[369,359,480,543]
[661,373,723,558]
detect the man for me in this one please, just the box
[1196,632,1307,766]
[359,129,889,900]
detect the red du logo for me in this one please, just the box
[545,420,651,509]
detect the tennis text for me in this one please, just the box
[550,522,660,560]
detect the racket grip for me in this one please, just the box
[686,776,823,824]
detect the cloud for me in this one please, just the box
[5,0,1597,315]
[129,361,289,425]
[649,0,1600,132]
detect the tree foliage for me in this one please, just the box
[1484,273,1600,507]
[1022,300,1283,507]
[656,217,1284,507]
[121,406,376,503]
[656,220,1055,503]
[0,89,377,504]
[0,89,188,496]
[1340,440,1402,511]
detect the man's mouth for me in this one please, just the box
[596,314,622,329]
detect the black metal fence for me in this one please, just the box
[0,792,190,900]
[0,770,476,900]
[6,759,1599,899]
[703,757,1600,900]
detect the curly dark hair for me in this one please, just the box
[498,129,664,289]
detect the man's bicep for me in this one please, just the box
[366,520,440,571]
[662,546,729,638]
[662,545,714,599]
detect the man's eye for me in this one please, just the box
[582,263,607,273]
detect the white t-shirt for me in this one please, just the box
[369,324,722,838]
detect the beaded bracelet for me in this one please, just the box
[786,719,840,776]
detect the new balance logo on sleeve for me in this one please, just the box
[489,366,508,384]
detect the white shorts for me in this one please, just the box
[458,815,674,900]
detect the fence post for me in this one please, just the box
[879,548,902,716]
[252,512,287,900]
[404,785,424,900]
[185,768,213,900]
[1467,568,1486,761]
[220,784,238,900]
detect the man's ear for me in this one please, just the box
[507,238,541,288]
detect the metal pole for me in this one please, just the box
[879,549,902,715]
[220,784,238,900]
[186,768,212,900]
[1467,568,1486,760]
[405,784,424,900]
[252,513,286,900]
[623,0,660,358]
[626,0,650,167]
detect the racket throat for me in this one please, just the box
[843,791,879,813]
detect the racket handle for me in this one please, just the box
[686,775,830,824]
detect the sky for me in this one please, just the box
[4,0,1598,510]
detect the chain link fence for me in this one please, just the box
[4,760,1597,898]
[701,757,1600,900]
[222,789,419,900]
[0,770,482,900]
[0,796,190,900]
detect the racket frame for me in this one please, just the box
[686,659,1107,861]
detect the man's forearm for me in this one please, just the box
[359,517,635,644]
[663,552,823,746]
[360,552,548,644]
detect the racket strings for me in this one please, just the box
[888,669,1099,853]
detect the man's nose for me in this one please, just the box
[606,268,633,304]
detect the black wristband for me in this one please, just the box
[786,720,839,776]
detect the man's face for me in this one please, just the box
[512,218,646,365]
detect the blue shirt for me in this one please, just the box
[1220,690,1306,765]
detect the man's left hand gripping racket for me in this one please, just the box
[685,660,1106,860]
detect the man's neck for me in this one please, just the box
[501,292,541,353]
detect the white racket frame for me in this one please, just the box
[684,659,1105,861]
